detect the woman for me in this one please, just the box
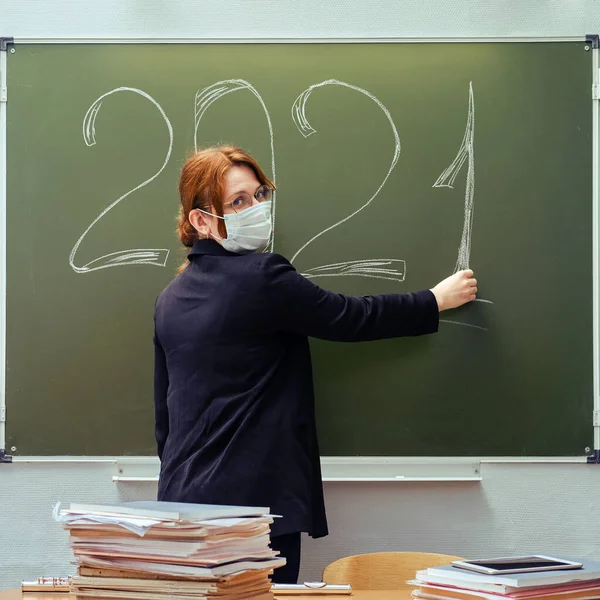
[153,146,477,583]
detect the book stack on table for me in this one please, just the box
[54,501,286,600]
[410,560,600,600]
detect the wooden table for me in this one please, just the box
[0,590,410,600]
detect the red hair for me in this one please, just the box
[177,145,275,273]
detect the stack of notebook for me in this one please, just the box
[410,560,600,600]
[54,501,285,600]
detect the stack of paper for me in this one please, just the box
[410,560,600,600]
[55,501,286,600]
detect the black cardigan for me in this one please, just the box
[153,239,439,538]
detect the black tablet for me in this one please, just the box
[451,556,583,575]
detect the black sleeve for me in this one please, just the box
[153,327,169,460]
[260,253,439,342]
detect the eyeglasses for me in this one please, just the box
[224,184,273,214]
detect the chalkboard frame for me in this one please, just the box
[0,36,598,477]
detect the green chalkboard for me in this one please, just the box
[4,41,594,456]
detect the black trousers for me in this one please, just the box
[270,532,302,584]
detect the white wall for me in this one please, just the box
[1,462,600,587]
[1,0,600,590]
[1,0,599,39]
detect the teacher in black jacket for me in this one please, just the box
[154,146,477,583]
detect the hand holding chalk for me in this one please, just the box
[430,269,477,311]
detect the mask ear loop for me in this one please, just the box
[195,207,227,241]
[196,208,225,220]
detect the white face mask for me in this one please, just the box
[200,200,272,254]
